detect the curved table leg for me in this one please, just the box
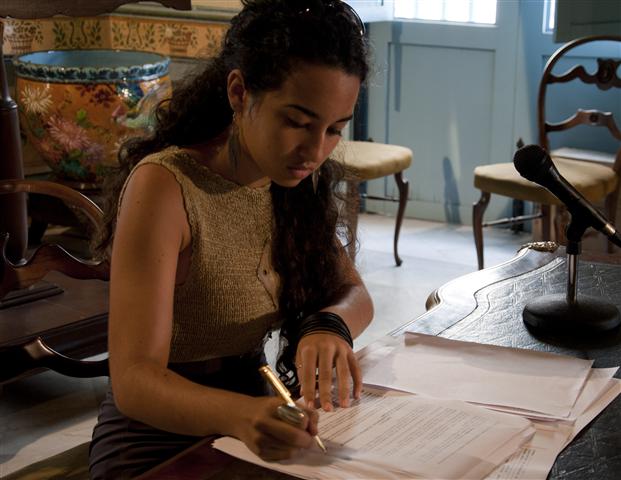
[473,191,490,270]
[393,171,409,267]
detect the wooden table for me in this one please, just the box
[140,245,621,479]
[0,271,109,383]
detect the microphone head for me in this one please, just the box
[513,144,552,182]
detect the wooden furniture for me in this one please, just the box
[340,140,413,266]
[0,179,110,384]
[472,35,621,269]
[0,270,109,383]
[133,244,621,480]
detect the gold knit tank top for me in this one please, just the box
[124,146,280,362]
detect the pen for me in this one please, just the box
[259,365,327,453]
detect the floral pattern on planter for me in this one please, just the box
[15,50,172,185]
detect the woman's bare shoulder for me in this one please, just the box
[117,162,191,250]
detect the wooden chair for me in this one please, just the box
[473,35,621,270]
[340,140,413,266]
[0,179,111,383]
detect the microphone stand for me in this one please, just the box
[522,217,621,335]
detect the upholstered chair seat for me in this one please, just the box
[474,156,617,205]
[339,140,413,266]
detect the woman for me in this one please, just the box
[89,0,373,477]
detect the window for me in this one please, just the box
[544,0,556,33]
[394,0,497,25]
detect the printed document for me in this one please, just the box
[214,388,535,480]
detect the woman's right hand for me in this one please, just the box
[234,396,319,461]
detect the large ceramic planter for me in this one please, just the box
[13,49,172,186]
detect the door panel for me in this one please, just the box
[366,1,520,223]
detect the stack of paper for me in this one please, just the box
[361,333,621,479]
[363,333,611,422]
[213,333,620,480]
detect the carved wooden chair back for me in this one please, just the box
[0,179,109,297]
[538,34,621,171]
[537,35,621,230]
[0,179,110,382]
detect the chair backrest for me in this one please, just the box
[0,179,109,299]
[537,35,621,173]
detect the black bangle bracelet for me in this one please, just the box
[297,311,353,348]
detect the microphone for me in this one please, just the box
[513,144,621,247]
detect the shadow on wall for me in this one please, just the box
[443,156,461,224]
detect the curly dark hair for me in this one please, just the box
[94,0,369,387]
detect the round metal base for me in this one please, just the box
[523,293,621,335]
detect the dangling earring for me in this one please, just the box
[311,168,320,193]
[228,112,240,170]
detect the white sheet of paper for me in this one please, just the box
[565,377,621,448]
[485,421,572,480]
[485,375,621,480]
[472,367,618,422]
[363,333,593,417]
[356,335,400,373]
[214,388,535,480]
[568,368,619,421]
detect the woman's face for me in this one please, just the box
[236,63,361,187]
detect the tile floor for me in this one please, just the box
[0,213,530,476]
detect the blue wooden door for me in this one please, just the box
[365,1,520,224]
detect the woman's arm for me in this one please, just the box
[108,164,315,460]
[296,250,374,411]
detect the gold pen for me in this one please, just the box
[259,365,327,453]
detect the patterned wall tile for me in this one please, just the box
[52,18,107,50]
[1,15,228,59]
[108,17,227,58]
[2,19,45,54]
[110,19,158,51]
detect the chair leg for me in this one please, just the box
[473,191,490,270]
[345,180,360,262]
[393,171,409,267]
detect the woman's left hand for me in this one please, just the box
[296,333,361,411]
